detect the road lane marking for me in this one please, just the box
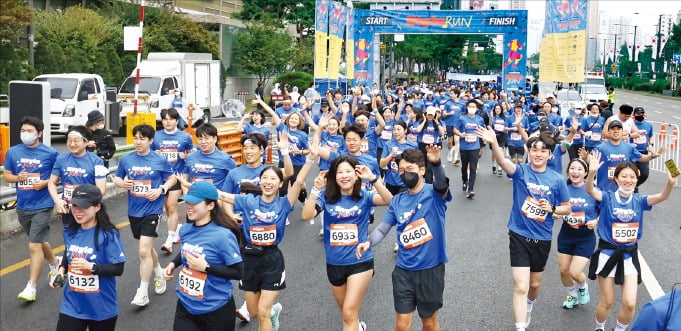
[673,116,681,120]
[0,221,130,277]
[656,102,662,105]
[654,111,662,114]
[638,251,665,300]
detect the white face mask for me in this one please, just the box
[97,124,105,130]
[20,132,38,145]
[552,107,558,113]
[467,108,476,115]
[590,112,599,118]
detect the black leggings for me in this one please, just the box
[173,297,236,331]
[279,163,306,202]
[636,157,650,189]
[56,313,117,331]
[460,149,480,191]
[418,143,439,183]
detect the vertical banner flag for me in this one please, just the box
[346,4,355,80]
[314,0,330,79]
[328,1,346,80]
[539,0,588,83]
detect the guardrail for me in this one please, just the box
[648,121,680,187]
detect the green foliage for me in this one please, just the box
[290,37,314,72]
[633,83,651,91]
[0,0,35,93]
[651,79,670,93]
[274,72,313,93]
[235,24,293,84]
[237,0,314,37]
[605,77,624,89]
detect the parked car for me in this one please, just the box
[579,84,608,104]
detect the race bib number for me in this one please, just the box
[422,134,435,144]
[192,178,213,183]
[407,134,417,143]
[179,267,206,299]
[510,132,522,141]
[494,123,505,132]
[399,218,433,249]
[607,166,616,180]
[249,225,276,246]
[18,173,40,190]
[612,222,639,243]
[563,212,586,228]
[573,133,582,140]
[67,266,99,293]
[159,148,178,162]
[521,197,548,222]
[464,134,477,143]
[131,180,152,197]
[63,184,77,201]
[360,139,369,153]
[590,132,601,142]
[633,135,647,145]
[329,224,358,246]
[380,130,393,140]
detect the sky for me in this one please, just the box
[524,0,681,53]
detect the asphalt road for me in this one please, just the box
[2,143,679,330]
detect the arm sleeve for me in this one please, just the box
[368,222,392,247]
[207,262,243,280]
[93,262,124,276]
[432,162,449,195]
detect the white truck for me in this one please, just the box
[32,73,106,134]
[117,52,222,126]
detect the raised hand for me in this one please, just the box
[354,165,375,181]
[314,170,327,190]
[476,126,496,144]
[277,131,290,153]
[587,150,603,173]
[425,144,442,164]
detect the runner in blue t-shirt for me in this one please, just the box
[49,184,126,331]
[506,104,530,165]
[453,100,486,198]
[489,103,507,177]
[163,181,242,330]
[630,287,681,330]
[114,124,176,307]
[218,140,319,331]
[358,147,452,331]
[478,126,571,331]
[301,156,393,331]
[585,157,677,331]
[380,121,418,195]
[580,103,606,152]
[182,123,236,192]
[48,126,108,229]
[554,158,598,309]
[152,108,194,255]
[443,91,464,165]
[631,107,654,192]
[273,111,309,200]
[6,116,61,302]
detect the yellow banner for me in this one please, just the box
[346,38,354,80]
[328,35,342,80]
[314,32,328,79]
[539,30,586,83]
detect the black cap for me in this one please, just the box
[70,184,103,208]
[633,107,645,114]
[320,99,329,107]
[609,119,624,129]
[86,111,105,127]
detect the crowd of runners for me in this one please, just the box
[4,79,678,331]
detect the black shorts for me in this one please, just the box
[446,126,456,138]
[326,260,374,287]
[508,146,525,158]
[392,263,445,318]
[240,246,286,292]
[494,132,507,148]
[509,231,551,272]
[168,181,181,192]
[129,214,161,239]
[174,297,235,331]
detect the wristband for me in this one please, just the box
[280,149,289,156]
[369,177,379,185]
[310,187,322,197]
[306,156,316,164]
[160,185,168,195]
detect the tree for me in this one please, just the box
[0,0,35,93]
[237,0,315,39]
[290,37,314,72]
[234,24,293,85]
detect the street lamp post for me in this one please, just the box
[632,25,638,62]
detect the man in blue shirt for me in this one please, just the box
[4,116,61,302]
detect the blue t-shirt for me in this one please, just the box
[276,123,309,166]
[443,100,463,127]
[52,152,107,202]
[559,184,599,238]
[319,131,347,171]
[234,195,293,246]
[60,227,126,321]
[275,106,297,120]
[564,116,584,145]
[547,144,565,174]
[328,151,381,189]
[507,164,570,241]
[318,189,376,265]
[381,140,418,186]
[594,141,643,192]
[151,130,194,173]
[630,288,681,331]
[360,129,379,157]
[116,151,173,217]
[597,191,651,251]
[176,221,242,315]
[378,119,395,150]
[222,164,267,194]
[505,114,529,147]
[456,115,485,150]
[580,116,606,148]
[418,121,440,145]
[243,123,271,141]
[5,143,58,210]
[183,149,236,190]
[491,116,506,134]
[631,121,653,152]
[383,184,452,270]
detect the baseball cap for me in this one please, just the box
[545,93,555,99]
[633,106,645,114]
[360,95,371,102]
[426,106,437,115]
[86,111,105,127]
[608,119,623,129]
[70,184,103,208]
[320,99,329,107]
[179,181,218,204]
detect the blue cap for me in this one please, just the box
[179,181,218,204]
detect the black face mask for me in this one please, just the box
[400,171,420,189]
[634,115,645,122]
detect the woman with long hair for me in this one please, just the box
[489,103,507,177]
[50,184,126,331]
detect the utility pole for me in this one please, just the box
[632,25,638,62]
[602,38,607,72]
[655,14,663,76]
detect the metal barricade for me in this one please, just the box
[234,92,250,105]
[647,121,680,187]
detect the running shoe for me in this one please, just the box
[285,217,290,226]
[236,301,251,322]
[578,287,591,305]
[466,191,475,199]
[17,282,36,302]
[160,243,173,254]
[492,166,497,174]
[47,256,62,283]
[270,302,282,331]
[393,243,398,252]
[154,276,167,295]
[359,320,367,331]
[462,182,468,192]
[173,224,182,244]
[453,159,461,166]
[319,228,324,237]
[131,288,149,306]
[562,295,578,309]
[497,169,503,177]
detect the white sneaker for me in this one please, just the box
[526,310,532,328]
[359,320,367,331]
[319,228,324,236]
[393,243,398,252]
[17,282,36,302]
[131,288,149,306]
[285,217,290,226]
[270,302,282,331]
[447,150,453,162]
[236,301,251,322]
[47,256,62,283]
[154,276,166,295]
[173,224,182,244]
